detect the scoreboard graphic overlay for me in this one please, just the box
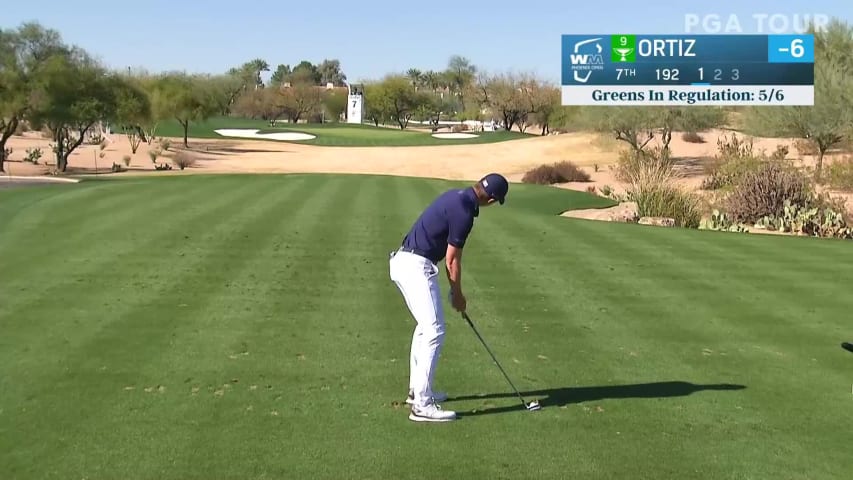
[561,34,814,106]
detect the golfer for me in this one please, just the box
[389,173,509,422]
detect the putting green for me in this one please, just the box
[155,117,531,146]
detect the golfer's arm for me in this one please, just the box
[445,244,463,295]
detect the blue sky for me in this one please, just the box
[4,0,850,84]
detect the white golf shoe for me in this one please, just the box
[406,389,447,405]
[408,400,457,422]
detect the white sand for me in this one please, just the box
[432,133,479,139]
[214,129,316,141]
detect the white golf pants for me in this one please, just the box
[389,250,445,407]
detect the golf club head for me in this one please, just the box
[526,401,541,411]
[843,342,853,353]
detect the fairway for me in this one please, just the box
[1,174,851,479]
[155,117,532,146]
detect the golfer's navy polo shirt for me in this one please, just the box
[401,187,479,263]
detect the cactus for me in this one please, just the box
[700,209,748,233]
[752,201,853,239]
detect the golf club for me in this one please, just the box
[843,342,853,353]
[461,311,541,411]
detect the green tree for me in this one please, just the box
[28,52,122,171]
[317,59,346,86]
[269,64,291,87]
[579,106,725,154]
[288,61,321,85]
[321,89,348,122]
[363,81,391,126]
[446,55,477,111]
[112,75,152,154]
[136,73,170,143]
[477,72,534,132]
[157,73,219,147]
[381,75,425,129]
[740,18,853,181]
[530,85,562,135]
[279,75,323,123]
[0,22,68,172]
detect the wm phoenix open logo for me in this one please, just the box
[568,37,604,83]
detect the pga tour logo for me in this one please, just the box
[568,37,605,83]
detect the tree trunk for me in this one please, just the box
[136,125,148,144]
[816,146,826,183]
[0,119,18,172]
[0,138,6,173]
[180,120,189,147]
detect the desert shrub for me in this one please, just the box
[88,133,104,145]
[122,155,131,167]
[824,156,853,191]
[158,138,172,151]
[172,152,197,170]
[701,155,763,190]
[154,163,173,171]
[682,131,704,143]
[148,149,160,163]
[794,138,819,156]
[769,144,789,160]
[521,161,591,184]
[701,133,781,190]
[451,124,469,133]
[586,185,597,195]
[629,181,702,228]
[724,160,813,223]
[111,162,125,173]
[614,146,675,185]
[14,122,28,135]
[716,132,754,159]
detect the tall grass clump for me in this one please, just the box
[619,145,702,228]
[824,155,853,191]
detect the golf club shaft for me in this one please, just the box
[462,312,528,406]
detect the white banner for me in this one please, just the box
[562,85,813,106]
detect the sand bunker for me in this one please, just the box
[214,129,316,141]
[431,133,479,139]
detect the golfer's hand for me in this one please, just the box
[450,291,467,312]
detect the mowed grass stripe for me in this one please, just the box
[0,178,219,277]
[618,226,852,344]
[0,176,318,477]
[195,176,400,479]
[43,176,343,477]
[493,215,850,478]
[545,217,846,403]
[0,181,135,242]
[469,213,782,477]
[0,176,266,356]
[463,214,794,478]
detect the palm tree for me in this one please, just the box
[406,68,423,90]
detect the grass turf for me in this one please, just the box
[154,117,532,146]
[1,174,852,479]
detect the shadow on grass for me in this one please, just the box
[452,381,746,417]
